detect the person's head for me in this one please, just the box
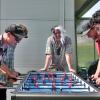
[5,24,28,44]
[82,10,100,41]
[51,27,61,41]
[51,25,66,42]
[86,24,100,40]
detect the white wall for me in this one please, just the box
[0,0,76,73]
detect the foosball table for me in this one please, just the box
[11,71,100,100]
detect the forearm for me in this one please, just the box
[95,58,100,76]
[65,53,76,73]
[0,68,6,74]
[65,54,73,69]
[44,54,52,70]
[0,64,10,75]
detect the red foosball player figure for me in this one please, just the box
[68,76,72,88]
[64,71,67,79]
[34,82,39,88]
[42,75,46,84]
[48,72,53,79]
[52,82,56,92]
[68,82,72,88]
[61,77,64,85]
[32,76,37,85]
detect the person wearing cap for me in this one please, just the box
[40,25,76,73]
[82,10,100,86]
[0,24,28,100]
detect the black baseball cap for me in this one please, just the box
[5,24,28,39]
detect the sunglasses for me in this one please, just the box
[15,36,22,42]
[11,33,22,42]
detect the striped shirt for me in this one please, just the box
[0,34,16,84]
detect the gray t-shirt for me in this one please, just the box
[45,35,72,71]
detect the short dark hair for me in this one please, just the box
[85,10,100,30]
[92,10,100,24]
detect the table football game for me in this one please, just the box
[11,71,100,100]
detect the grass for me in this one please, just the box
[77,43,98,68]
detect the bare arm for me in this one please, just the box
[65,53,76,73]
[0,68,6,74]
[92,42,100,79]
[0,64,17,79]
[40,54,52,71]
[91,58,100,80]
[96,77,100,85]
[95,58,100,76]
